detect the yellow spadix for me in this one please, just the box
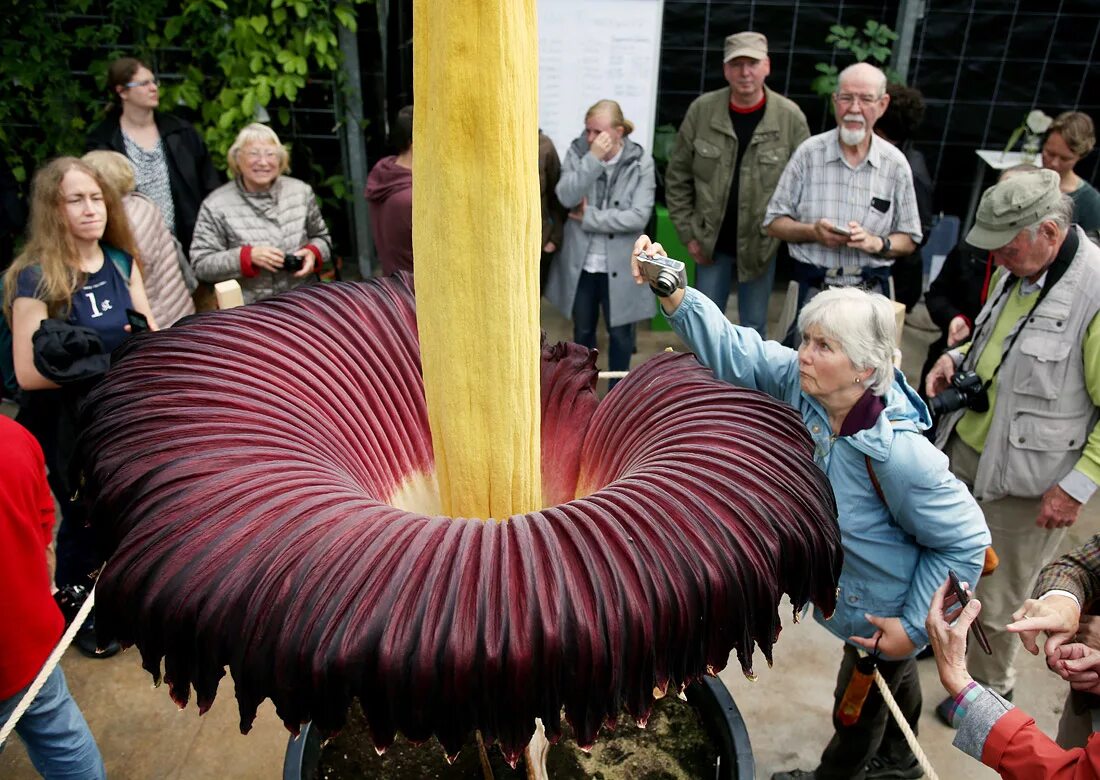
[413,0,541,520]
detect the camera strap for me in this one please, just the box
[963,274,1053,396]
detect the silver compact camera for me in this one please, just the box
[637,251,687,296]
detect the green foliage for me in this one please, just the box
[0,0,369,205]
[810,19,903,99]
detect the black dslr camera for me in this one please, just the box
[929,370,989,417]
[283,252,304,273]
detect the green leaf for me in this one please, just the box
[294,1,308,18]
[278,107,291,125]
[13,166,25,184]
[217,107,239,130]
[165,15,184,41]
[273,7,287,25]
[334,4,356,30]
[250,15,268,34]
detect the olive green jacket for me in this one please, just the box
[665,85,810,280]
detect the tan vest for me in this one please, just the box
[935,228,1100,501]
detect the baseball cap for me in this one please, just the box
[965,169,1064,250]
[723,32,768,63]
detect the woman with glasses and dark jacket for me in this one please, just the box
[86,57,220,255]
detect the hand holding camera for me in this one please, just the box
[928,368,988,417]
[636,250,688,297]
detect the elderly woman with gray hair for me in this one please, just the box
[632,234,989,780]
[82,150,196,327]
[190,123,331,304]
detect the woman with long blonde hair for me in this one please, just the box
[3,156,157,657]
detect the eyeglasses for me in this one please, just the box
[242,149,279,161]
[835,93,882,106]
[124,78,159,89]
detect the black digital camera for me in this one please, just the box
[929,370,989,417]
[283,253,304,273]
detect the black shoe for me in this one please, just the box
[865,754,923,779]
[771,771,816,780]
[73,614,121,659]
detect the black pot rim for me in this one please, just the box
[284,675,755,780]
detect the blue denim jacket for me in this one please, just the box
[668,287,990,654]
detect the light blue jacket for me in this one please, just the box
[668,288,990,654]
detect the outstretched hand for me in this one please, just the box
[1007,594,1081,657]
[630,235,684,313]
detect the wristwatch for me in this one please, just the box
[877,235,892,257]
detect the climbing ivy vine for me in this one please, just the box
[0,0,370,186]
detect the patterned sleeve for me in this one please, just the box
[1033,533,1100,604]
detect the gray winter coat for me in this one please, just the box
[123,192,195,327]
[190,176,331,304]
[545,136,656,327]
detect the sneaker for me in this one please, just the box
[771,771,815,780]
[53,584,90,627]
[865,754,924,779]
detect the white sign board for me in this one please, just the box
[537,0,664,161]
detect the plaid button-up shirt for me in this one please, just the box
[764,128,923,286]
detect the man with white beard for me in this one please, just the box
[764,62,923,344]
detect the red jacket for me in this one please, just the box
[984,708,1100,779]
[0,416,64,700]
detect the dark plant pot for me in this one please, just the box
[284,676,754,780]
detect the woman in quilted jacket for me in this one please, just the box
[189,123,331,305]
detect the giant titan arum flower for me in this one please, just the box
[76,0,841,767]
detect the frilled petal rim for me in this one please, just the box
[77,275,840,763]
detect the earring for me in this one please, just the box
[854,377,862,384]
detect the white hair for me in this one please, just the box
[1025,193,1075,238]
[797,287,897,395]
[836,63,888,98]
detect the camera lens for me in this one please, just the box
[928,388,963,417]
[654,269,676,297]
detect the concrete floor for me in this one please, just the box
[3,287,1097,778]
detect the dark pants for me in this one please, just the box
[572,270,636,385]
[817,645,921,780]
[16,398,101,588]
[783,262,893,347]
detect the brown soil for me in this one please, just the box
[316,694,719,779]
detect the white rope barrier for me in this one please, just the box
[873,668,940,780]
[0,588,96,748]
